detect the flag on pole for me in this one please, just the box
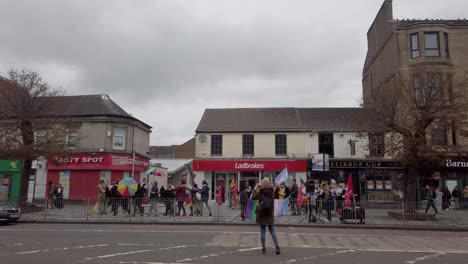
[297,179,304,206]
[344,173,354,208]
[275,167,289,184]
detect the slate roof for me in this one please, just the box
[196,108,375,133]
[396,19,468,28]
[0,93,151,129]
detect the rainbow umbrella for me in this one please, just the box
[118,177,138,197]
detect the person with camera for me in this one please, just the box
[252,177,280,255]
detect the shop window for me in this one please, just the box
[65,128,78,149]
[113,127,126,150]
[242,134,254,156]
[369,133,385,157]
[318,133,334,157]
[410,33,420,58]
[275,134,287,156]
[210,135,222,156]
[424,32,440,57]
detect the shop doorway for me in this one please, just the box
[240,171,259,192]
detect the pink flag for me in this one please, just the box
[344,173,354,208]
[297,179,304,206]
[216,185,223,205]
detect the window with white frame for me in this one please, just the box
[65,128,78,149]
[34,129,47,144]
[369,133,385,157]
[113,127,126,150]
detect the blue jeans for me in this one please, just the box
[260,225,279,249]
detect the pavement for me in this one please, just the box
[19,201,468,230]
[1,223,468,264]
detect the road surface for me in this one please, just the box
[1,223,468,264]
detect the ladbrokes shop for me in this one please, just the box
[193,159,307,199]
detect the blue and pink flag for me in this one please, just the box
[275,167,289,184]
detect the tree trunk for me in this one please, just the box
[19,159,32,207]
[19,120,34,207]
[404,165,418,214]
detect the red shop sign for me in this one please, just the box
[193,159,306,172]
[47,154,149,171]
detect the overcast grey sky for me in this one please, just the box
[1,0,467,145]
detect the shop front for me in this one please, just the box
[428,158,468,195]
[46,154,149,199]
[0,160,23,201]
[307,159,404,202]
[193,159,307,200]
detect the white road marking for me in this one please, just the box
[3,243,23,246]
[237,247,262,252]
[117,243,156,246]
[86,245,188,261]
[358,248,468,254]
[405,252,446,264]
[285,249,356,264]
[12,244,108,255]
[96,249,153,259]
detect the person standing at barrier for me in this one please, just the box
[47,181,55,209]
[290,179,299,215]
[425,185,438,214]
[322,183,332,222]
[148,182,159,216]
[133,184,145,216]
[452,186,461,209]
[55,183,64,209]
[239,187,248,221]
[252,177,280,255]
[442,187,451,210]
[190,184,200,216]
[111,180,121,216]
[175,179,187,216]
[97,179,106,214]
[199,180,211,216]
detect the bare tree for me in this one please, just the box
[0,68,74,205]
[360,64,468,207]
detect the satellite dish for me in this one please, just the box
[199,135,207,143]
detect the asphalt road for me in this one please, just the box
[1,224,468,264]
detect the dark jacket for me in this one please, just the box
[290,184,298,198]
[190,188,199,201]
[200,185,210,201]
[252,187,275,226]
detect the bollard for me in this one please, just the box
[86,198,89,220]
[44,198,47,220]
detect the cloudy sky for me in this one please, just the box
[1,0,467,145]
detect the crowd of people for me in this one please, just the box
[88,177,214,217]
[424,185,468,213]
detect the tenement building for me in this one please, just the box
[0,91,152,200]
[362,0,468,194]
[192,108,404,203]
